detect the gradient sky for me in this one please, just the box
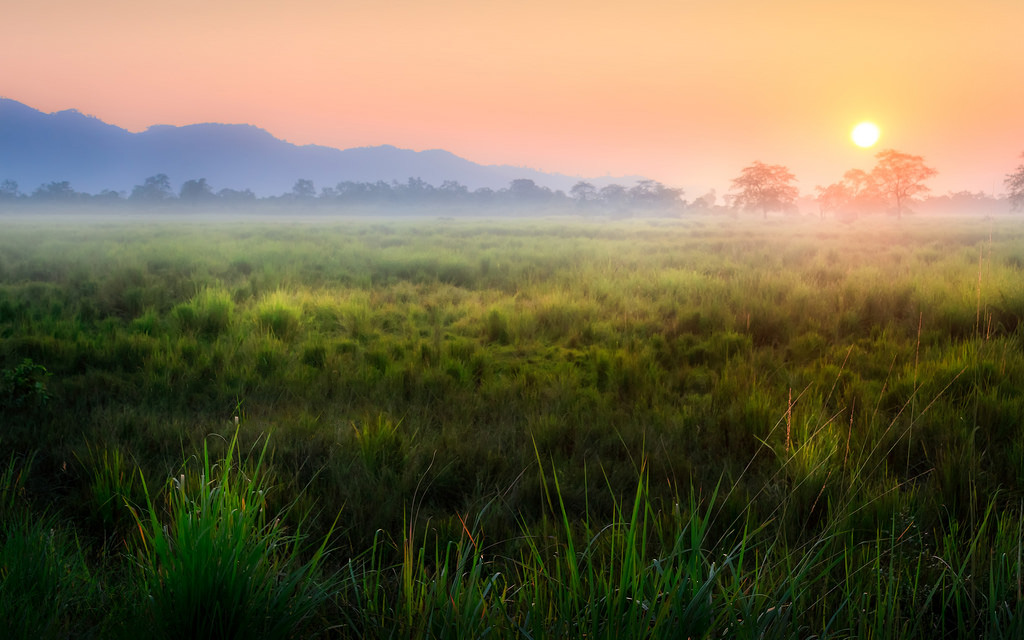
[3,0,1023,197]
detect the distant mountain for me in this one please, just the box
[0,99,639,196]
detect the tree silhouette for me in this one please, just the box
[815,168,886,219]
[32,181,79,201]
[0,180,19,199]
[814,182,850,220]
[598,184,628,210]
[397,177,434,201]
[729,161,798,218]
[179,178,215,203]
[628,180,684,209]
[507,179,552,202]
[1005,153,1024,211]
[217,187,256,202]
[570,181,598,206]
[439,180,468,195]
[94,189,123,201]
[291,179,316,200]
[131,174,174,202]
[688,189,717,212]
[870,149,937,218]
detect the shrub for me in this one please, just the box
[0,358,51,411]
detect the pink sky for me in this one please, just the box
[3,0,1023,196]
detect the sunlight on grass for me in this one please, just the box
[1,214,1023,635]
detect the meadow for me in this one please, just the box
[1,210,1023,638]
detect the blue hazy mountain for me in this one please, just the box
[0,98,637,196]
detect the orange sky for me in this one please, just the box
[3,0,1023,196]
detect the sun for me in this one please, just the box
[851,122,880,148]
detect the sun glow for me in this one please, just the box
[851,122,880,148]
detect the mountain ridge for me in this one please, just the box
[0,98,641,196]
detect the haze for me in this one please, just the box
[3,0,1023,195]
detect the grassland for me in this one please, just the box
[1,210,1023,638]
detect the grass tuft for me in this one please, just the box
[128,432,335,639]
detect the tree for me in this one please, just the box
[179,178,215,203]
[217,187,256,203]
[840,169,877,205]
[729,161,798,218]
[570,181,598,206]
[0,179,20,200]
[291,179,316,200]
[507,179,552,202]
[628,180,685,210]
[32,181,79,201]
[814,182,850,220]
[438,180,469,200]
[93,189,123,202]
[869,149,937,218]
[471,187,496,204]
[688,189,717,212]
[131,174,174,202]
[396,177,434,201]
[1005,153,1024,211]
[815,168,885,219]
[598,184,628,209]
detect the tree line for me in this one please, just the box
[730,149,1023,218]
[0,175,684,213]
[2,149,1023,216]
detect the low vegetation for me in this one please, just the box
[1,211,1022,637]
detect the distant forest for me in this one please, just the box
[0,173,1012,216]
[0,174,687,214]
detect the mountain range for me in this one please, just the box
[0,98,638,197]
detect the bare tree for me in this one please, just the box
[870,149,937,218]
[729,161,798,218]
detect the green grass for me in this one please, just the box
[0,211,1023,636]
[127,432,335,639]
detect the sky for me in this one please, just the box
[3,0,1023,198]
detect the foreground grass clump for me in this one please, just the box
[0,512,95,639]
[1,212,1023,636]
[0,453,97,639]
[129,434,335,639]
[3,427,1024,637]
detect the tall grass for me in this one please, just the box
[0,512,95,639]
[1,213,1023,635]
[128,433,336,639]
[0,452,98,638]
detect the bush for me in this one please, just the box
[0,358,51,411]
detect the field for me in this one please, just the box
[1,210,1023,638]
